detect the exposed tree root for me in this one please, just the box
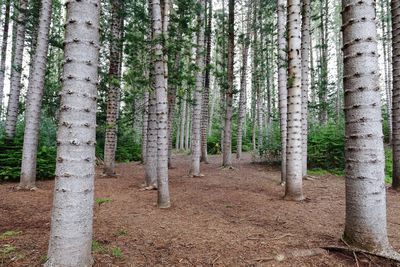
[253,248,326,262]
[15,185,38,191]
[322,245,400,263]
[139,185,158,191]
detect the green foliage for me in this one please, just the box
[0,118,56,181]
[111,246,124,258]
[114,229,128,237]
[0,230,21,239]
[95,198,113,205]
[92,240,105,253]
[385,146,393,183]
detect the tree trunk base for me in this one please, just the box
[16,185,37,191]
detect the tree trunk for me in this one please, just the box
[222,0,234,167]
[0,0,10,117]
[142,90,149,164]
[301,0,310,178]
[200,0,212,164]
[343,0,391,252]
[5,0,28,140]
[104,0,123,176]
[151,0,170,208]
[179,92,187,149]
[146,91,158,187]
[185,102,190,150]
[236,0,251,160]
[44,0,100,265]
[284,0,303,201]
[19,0,52,189]
[392,0,400,189]
[190,0,205,176]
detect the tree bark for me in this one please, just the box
[200,0,212,164]
[19,0,52,189]
[179,92,187,149]
[142,90,149,164]
[236,0,251,160]
[343,0,391,252]
[301,0,310,178]
[284,0,303,201]
[151,0,170,208]
[0,0,10,117]
[190,0,205,176]
[392,0,400,189]
[44,0,100,265]
[5,0,28,140]
[222,0,234,167]
[104,0,124,176]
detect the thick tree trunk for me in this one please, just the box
[284,0,303,201]
[301,0,310,178]
[200,0,212,164]
[222,0,234,167]
[104,0,123,176]
[392,0,400,189]
[190,0,205,176]
[343,0,391,253]
[5,0,28,140]
[236,0,251,160]
[0,0,10,116]
[277,0,287,183]
[151,0,170,208]
[44,0,100,265]
[145,91,158,187]
[19,0,52,189]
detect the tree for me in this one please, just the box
[200,0,212,164]
[19,0,53,189]
[284,0,303,201]
[5,0,28,140]
[151,0,170,208]
[222,0,234,167]
[104,0,124,176]
[190,0,205,177]
[0,0,10,116]
[45,0,100,265]
[301,0,310,178]
[236,0,251,160]
[277,0,287,184]
[342,0,392,254]
[392,0,400,189]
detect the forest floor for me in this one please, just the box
[1,153,400,267]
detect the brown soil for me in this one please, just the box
[1,153,400,267]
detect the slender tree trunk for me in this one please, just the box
[5,0,28,140]
[284,0,303,201]
[301,0,310,178]
[185,102,190,150]
[104,0,123,176]
[236,0,251,160]
[45,0,100,265]
[142,90,149,164]
[222,0,234,167]
[0,0,10,116]
[343,0,392,253]
[190,0,205,176]
[179,92,187,149]
[200,0,212,164]
[277,0,287,183]
[151,0,170,208]
[392,0,400,189]
[19,0,52,189]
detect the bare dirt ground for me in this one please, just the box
[1,152,400,267]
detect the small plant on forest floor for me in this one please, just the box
[0,230,21,239]
[40,255,49,264]
[92,240,105,253]
[225,204,234,208]
[111,246,124,258]
[95,197,112,207]
[114,229,128,237]
[1,244,16,254]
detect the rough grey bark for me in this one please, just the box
[222,0,234,167]
[151,0,170,208]
[392,0,400,189]
[284,0,303,201]
[19,0,52,189]
[190,0,205,176]
[45,0,100,265]
[5,0,28,139]
[236,0,251,160]
[104,0,123,176]
[200,0,212,164]
[343,0,391,253]
[277,0,287,183]
[145,91,158,187]
[301,0,310,178]
[0,0,10,116]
